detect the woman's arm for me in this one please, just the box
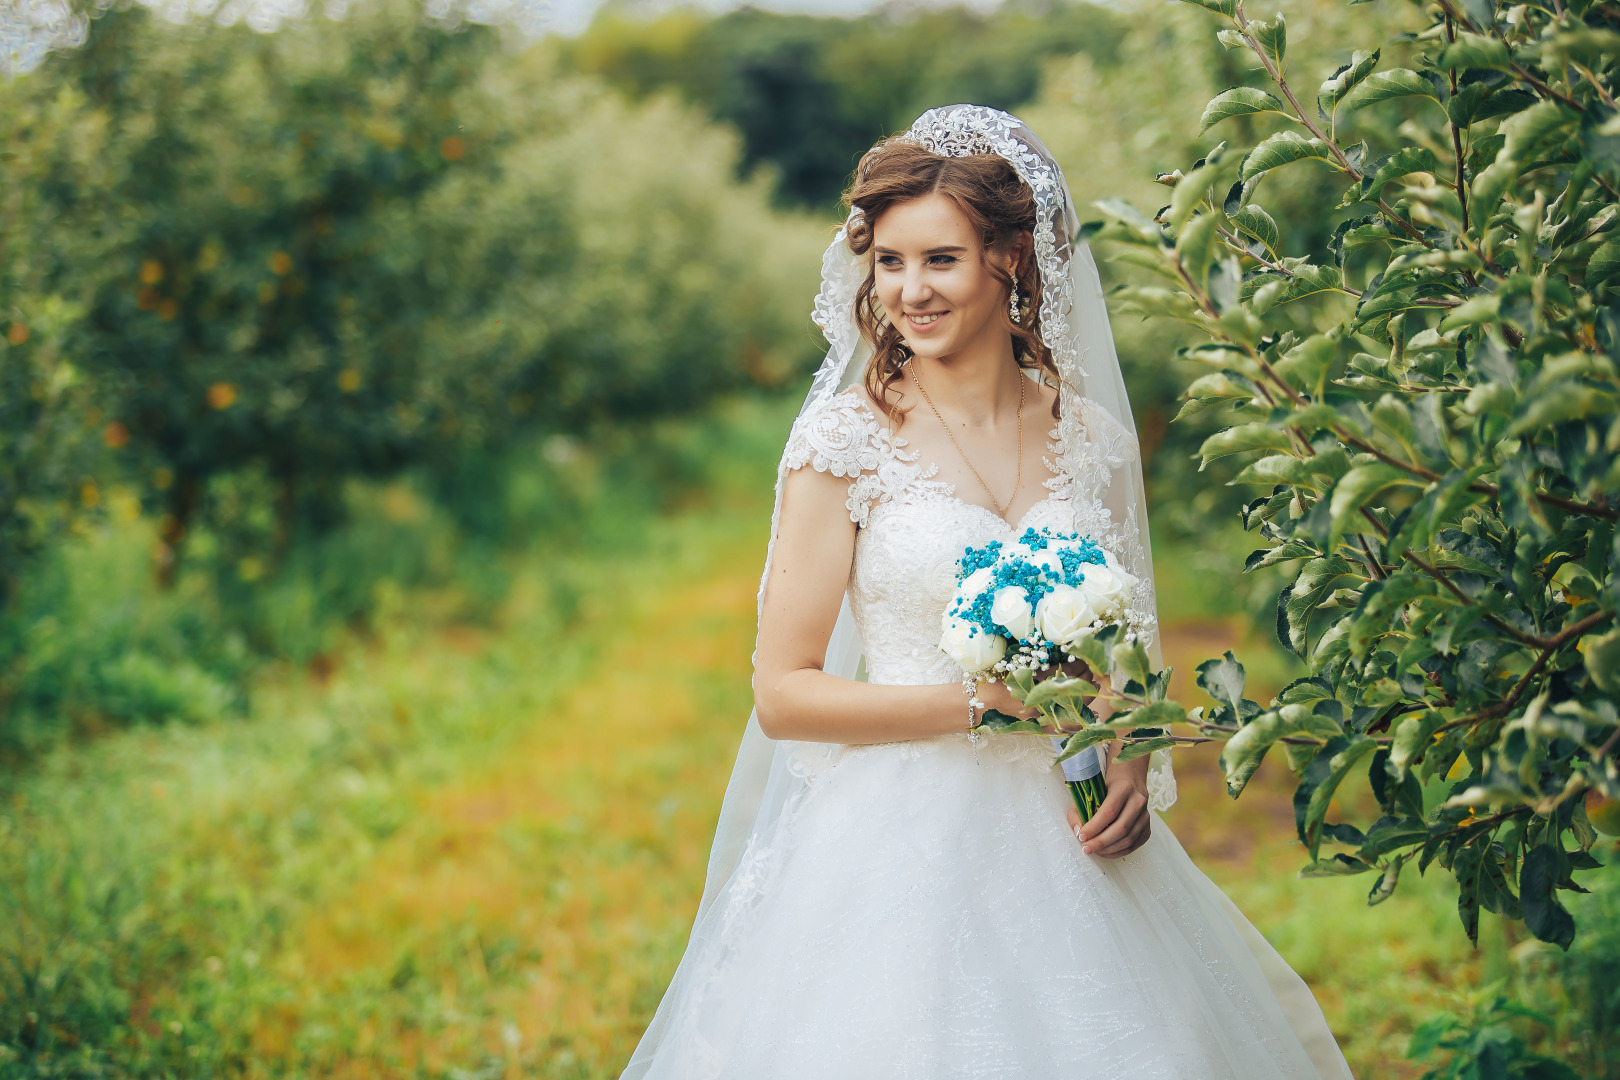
[752,463,1033,743]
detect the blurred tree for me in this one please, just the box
[565,0,1129,208]
[1,0,819,587]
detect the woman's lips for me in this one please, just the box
[905,311,948,331]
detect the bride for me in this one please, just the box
[622,106,1354,1080]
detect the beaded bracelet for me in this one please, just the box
[962,674,985,731]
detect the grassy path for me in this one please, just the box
[4,451,1487,1078]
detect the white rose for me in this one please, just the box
[1035,584,1098,646]
[958,566,995,599]
[1076,564,1132,620]
[939,616,1007,673]
[990,585,1036,642]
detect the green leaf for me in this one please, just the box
[1022,675,1094,712]
[1299,854,1374,876]
[1587,237,1620,288]
[1252,265,1346,315]
[1118,700,1186,729]
[1197,423,1294,467]
[1439,33,1512,71]
[1240,132,1339,182]
[1387,709,1445,780]
[975,709,1046,735]
[1520,844,1576,949]
[1055,726,1118,760]
[1111,638,1153,688]
[1359,146,1439,202]
[1583,629,1620,693]
[1367,855,1405,905]
[1176,0,1237,16]
[1248,13,1286,70]
[1301,734,1380,857]
[1196,651,1247,716]
[1200,86,1290,134]
[1230,204,1281,259]
[1437,293,1500,332]
[1342,68,1443,110]
[1115,736,1177,762]
[1231,454,1313,487]
[1318,49,1381,119]
[1328,463,1426,543]
[1177,211,1222,284]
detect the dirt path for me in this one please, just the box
[263,563,1462,1078]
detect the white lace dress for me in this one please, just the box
[630,390,1353,1080]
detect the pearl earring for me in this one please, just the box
[1008,282,1022,324]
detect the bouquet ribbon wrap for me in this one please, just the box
[1054,741,1102,782]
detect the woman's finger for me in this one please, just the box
[1080,792,1145,854]
[1075,782,1129,843]
[1095,814,1151,858]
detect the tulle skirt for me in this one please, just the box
[628,733,1353,1080]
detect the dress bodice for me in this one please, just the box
[780,387,1177,812]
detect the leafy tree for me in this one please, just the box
[988,0,1619,1066]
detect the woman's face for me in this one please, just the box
[870,192,1017,364]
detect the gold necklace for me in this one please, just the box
[908,362,1024,520]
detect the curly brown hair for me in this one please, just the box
[843,137,1058,424]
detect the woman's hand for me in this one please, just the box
[1066,748,1151,859]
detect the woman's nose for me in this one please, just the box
[901,269,932,309]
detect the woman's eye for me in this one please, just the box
[876,255,902,269]
[928,255,958,266]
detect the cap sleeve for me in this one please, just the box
[781,391,915,527]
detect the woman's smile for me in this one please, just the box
[905,310,948,329]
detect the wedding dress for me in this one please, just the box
[622,106,1353,1079]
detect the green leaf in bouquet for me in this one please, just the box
[1116,700,1187,730]
[975,709,1047,735]
[1199,87,1290,135]
[1196,651,1248,717]
[1023,675,1096,713]
[1068,629,1113,677]
[1055,726,1117,761]
[1243,538,1313,572]
[1007,668,1037,700]
[1111,638,1153,688]
[1115,737,1177,762]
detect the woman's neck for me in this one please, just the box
[909,341,1025,427]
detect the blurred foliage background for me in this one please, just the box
[0,0,1614,1076]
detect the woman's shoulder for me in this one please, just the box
[782,388,905,479]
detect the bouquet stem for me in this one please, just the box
[1067,776,1108,823]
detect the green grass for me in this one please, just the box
[1,394,1611,1079]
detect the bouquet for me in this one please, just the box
[938,526,1144,822]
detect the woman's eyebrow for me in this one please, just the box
[872,245,969,256]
